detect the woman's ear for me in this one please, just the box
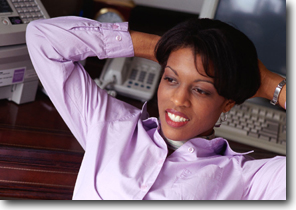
[223,100,235,113]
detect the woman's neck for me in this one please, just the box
[160,129,216,151]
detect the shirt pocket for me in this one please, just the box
[171,165,223,200]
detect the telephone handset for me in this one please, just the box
[95,57,162,102]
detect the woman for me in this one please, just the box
[26,16,286,200]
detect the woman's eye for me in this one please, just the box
[164,76,177,84]
[194,88,209,95]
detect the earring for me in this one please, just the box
[215,112,228,128]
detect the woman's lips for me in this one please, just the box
[165,109,190,128]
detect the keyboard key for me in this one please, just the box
[247,123,254,128]
[259,135,270,141]
[258,130,278,138]
[229,123,236,127]
[251,108,259,114]
[266,119,279,126]
[259,110,266,116]
[240,122,247,127]
[244,114,251,119]
[237,112,243,117]
[266,112,273,118]
[251,128,259,133]
[270,138,277,143]
[230,110,236,115]
[219,124,248,136]
[262,127,278,135]
[254,122,261,126]
[248,132,259,138]
[243,127,250,132]
[273,114,280,120]
[251,116,258,121]
[236,125,243,129]
[241,105,248,111]
[232,116,239,120]
[255,126,261,130]
[247,120,253,124]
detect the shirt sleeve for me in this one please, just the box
[242,156,286,200]
[26,16,135,150]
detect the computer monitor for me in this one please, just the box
[199,0,286,77]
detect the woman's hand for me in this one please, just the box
[129,30,161,62]
[253,60,286,109]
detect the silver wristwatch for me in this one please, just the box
[270,79,286,105]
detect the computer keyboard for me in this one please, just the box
[215,101,286,155]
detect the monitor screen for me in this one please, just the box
[213,0,286,76]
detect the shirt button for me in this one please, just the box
[188,147,195,153]
[116,35,122,41]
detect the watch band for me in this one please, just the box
[270,78,286,105]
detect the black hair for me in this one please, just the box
[155,18,261,105]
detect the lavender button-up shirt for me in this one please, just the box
[26,16,286,200]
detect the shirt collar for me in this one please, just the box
[180,137,254,157]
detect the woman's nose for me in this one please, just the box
[171,86,191,108]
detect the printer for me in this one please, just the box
[0,0,49,104]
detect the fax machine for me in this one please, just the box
[0,0,49,104]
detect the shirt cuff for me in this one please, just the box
[101,22,134,59]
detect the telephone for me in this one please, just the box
[95,57,162,102]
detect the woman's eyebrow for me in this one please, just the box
[165,66,178,76]
[193,79,214,85]
[166,66,214,85]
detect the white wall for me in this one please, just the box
[133,0,205,14]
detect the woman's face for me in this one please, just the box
[157,47,234,141]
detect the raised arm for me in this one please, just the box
[26,17,134,149]
[253,60,286,109]
[129,30,160,62]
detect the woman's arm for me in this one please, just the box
[130,30,161,62]
[26,17,134,149]
[253,60,286,109]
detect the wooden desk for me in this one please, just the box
[0,89,84,200]
[0,57,281,200]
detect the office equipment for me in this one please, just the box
[0,0,49,104]
[199,0,286,154]
[95,57,161,101]
[218,101,286,155]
